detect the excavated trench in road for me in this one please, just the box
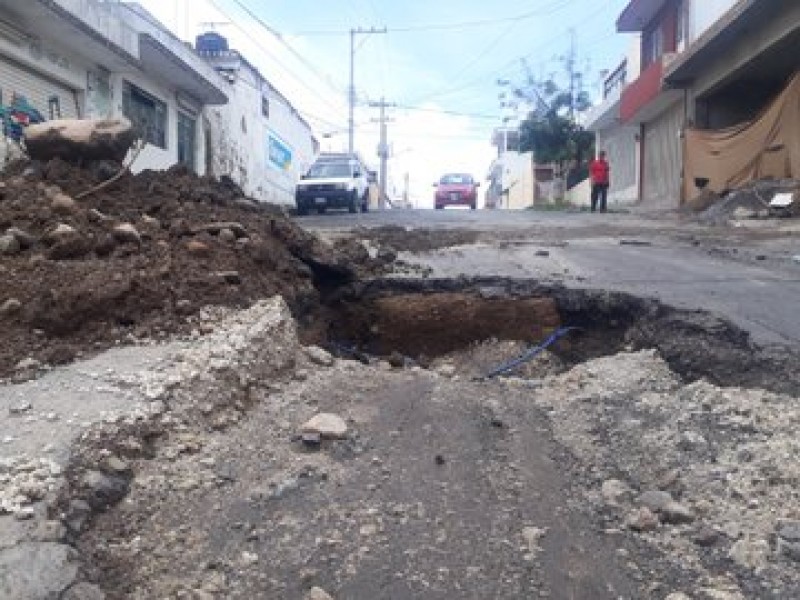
[36,276,800,599]
[307,277,800,395]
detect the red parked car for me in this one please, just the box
[434,173,480,210]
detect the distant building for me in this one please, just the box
[486,127,555,209]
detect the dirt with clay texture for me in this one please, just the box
[0,159,380,379]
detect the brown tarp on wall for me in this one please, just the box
[683,72,800,201]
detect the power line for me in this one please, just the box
[406,0,619,105]
[227,0,347,96]
[205,0,346,118]
[391,104,501,120]
[290,0,573,36]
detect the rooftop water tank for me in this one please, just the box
[196,32,229,53]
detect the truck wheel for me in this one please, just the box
[296,204,308,216]
[361,193,370,213]
[348,191,359,213]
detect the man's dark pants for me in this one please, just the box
[591,183,609,212]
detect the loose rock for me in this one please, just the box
[601,479,631,506]
[218,228,237,243]
[6,227,36,248]
[186,240,211,256]
[305,587,334,600]
[195,222,247,238]
[301,413,348,440]
[81,470,129,509]
[215,271,241,285]
[660,501,695,525]
[305,346,334,367]
[0,298,22,317]
[626,507,659,532]
[51,193,78,214]
[0,234,20,255]
[43,224,78,245]
[112,223,142,245]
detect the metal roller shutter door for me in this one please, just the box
[643,102,683,207]
[0,57,79,119]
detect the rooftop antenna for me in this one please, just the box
[199,21,232,32]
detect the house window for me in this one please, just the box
[122,81,167,149]
[48,95,61,120]
[643,24,663,68]
[177,112,196,171]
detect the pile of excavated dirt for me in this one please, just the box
[0,159,381,379]
[696,179,800,225]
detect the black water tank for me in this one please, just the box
[196,32,229,53]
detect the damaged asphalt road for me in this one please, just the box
[80,359,640,599]
[302,210,800,346]
[3,207,800,599]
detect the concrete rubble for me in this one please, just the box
[0,297,296,599]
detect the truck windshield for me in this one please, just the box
[307,162,352,178]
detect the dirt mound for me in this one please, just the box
[695,179,800,224]
[0,159,380,378]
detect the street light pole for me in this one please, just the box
[370,97,395,209]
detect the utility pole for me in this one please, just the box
[370,97,395,209]
[566,28,577,120]
[349,26,387,154]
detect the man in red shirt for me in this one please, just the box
[589,150,610,213]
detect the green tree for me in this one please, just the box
[517,85,594,176]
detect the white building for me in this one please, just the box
[198,33,318,204]
[0,1,317,205]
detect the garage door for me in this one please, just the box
[0,57,79,119]
[642,102,683,207]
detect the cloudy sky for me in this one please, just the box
[139,0,633,206]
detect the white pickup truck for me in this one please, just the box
[295,153,370,215]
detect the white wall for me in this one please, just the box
[495,151,535,209]
[205,63,316,205]
[54,0,140,58]
[689,0,737,43]
[566,178,592,207]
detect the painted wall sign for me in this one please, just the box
[267,132,293,172]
